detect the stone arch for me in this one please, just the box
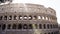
[9,15,12,20]
[28,15,32,20]
[12,24,17,29]
[24,15,27,20]
[2,24,6,30]
[23,24,28,29]
[7,24,11,29]
[18,24,22,29]
[38,16,41,19]
[19,15,23,20]
[0,16,3,20]
[33,16,37,20]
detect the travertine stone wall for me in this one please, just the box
[0,3,58,34]
[0,3,56,16]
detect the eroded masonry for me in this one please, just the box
[0,3,59,34]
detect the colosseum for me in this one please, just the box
[0,0,59,34]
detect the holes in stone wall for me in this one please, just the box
[42,16,45,19]
[33,16,37,20]
[0,16,3,20]
[2,24,6,30]
[19,15,23,20]
[38,16,41,19]
[0,24,1,29]
[23,24,28,29]
[0,15,56,21]
[9,16,12,20]
[24,16,27,20]
[39,24,42,29]
[14,15,17,20]
[4,16,7,20]
[12,24,17,29]
[7,24,11,29]
[28,24,33,29]
[28,15,32,20]
[18,24,22,29]
[0,23,58,30]
[43,24,46,29]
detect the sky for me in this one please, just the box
[12,0,60,24]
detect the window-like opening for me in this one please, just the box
[33,16,37,20]
[7,24,11,29]
[18,24,22,29]
[38,16,41,19]
[35,24,38,29]
[0,16,3,20]
[0,25,1,29]
[44,33,47,34]
[4,16,7,20]
[19,15,23,20]
[47,24,49,29]
[9,16,12,20]
[51,32,53,34]
[46,17,48,20]
[2,24,6,30]
[53,24,55,28]
[29,24,33,29]
[23,24,28,29]
[14,15,17,20]
[43,24,46,29]
[24,16,27,20]
[42,16,44,20]
[12,24,16,29]
[33,24,38,29]
[48,33,50,34]
[28,15,32,20]
[50,24,52,28]
[39,24,42,29]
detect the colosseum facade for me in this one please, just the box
[0,3,59,34]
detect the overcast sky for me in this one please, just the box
[12,0,60,24]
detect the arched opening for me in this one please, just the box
[39,24,42,29]
[38,16,41,19]
[18,24,22,29]
[2,24,6,30]
[28,15,32,20]
[42,16,44,20]
[50,24,52,29]
[4,16,7,20]
[23,24,28,29]
[33,16,37,20]
[48,32,50,34]
[9,16,12,20]
[12,24,17,29]
[32,24,38,29]
[28,24,33,29]
[43,24,46,29]
[51,32,53,34]
[14,15,17,20]
[24,15,27,20]
[0,16,3,20]
[46,17,48,20]
[7,24,11,29]
[19,15,23,20]
[0,24,1,29]
[47,24,49,29]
